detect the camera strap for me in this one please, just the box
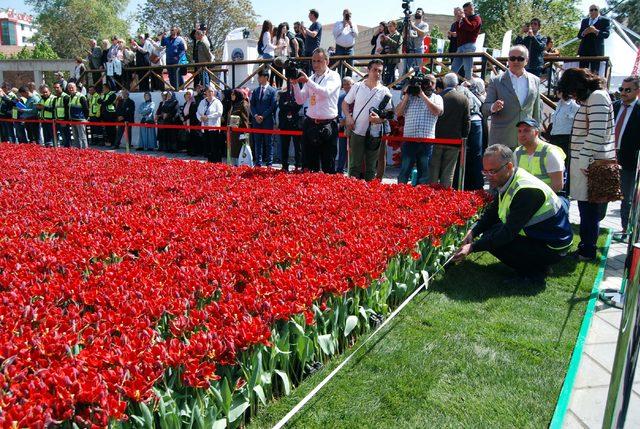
[352,87,378,127]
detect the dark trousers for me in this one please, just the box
[383,61,398,86]
[252,130,274,166]
[42,123,54,146]
[115,124,129,149]
[577,200,602,258]
[0,119,16,142]
[88,117,103,146]
[302,119,338,173]
[205,130,226,163]
[58,124,72,148]
[550,134,571,192]
[488,231,565,276]
[465,120,484,190]
[335,45,354,77]
[621,168,636,232]
[280,134,302,170]
[15,122,28,143]
[579,60,603,74]
[26,122,39,143]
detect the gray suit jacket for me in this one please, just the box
[481,71,541,148]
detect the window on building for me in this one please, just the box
[1,21,16,46]
[22,36,28,44]
[21,24,25,31]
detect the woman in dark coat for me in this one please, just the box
[156,91,180,151]
[227,89,251,164]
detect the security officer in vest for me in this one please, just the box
[35,84,57,147]
[87,85,103,146]
[0,82,18,143]
[52,82,72,147]
[98,84,117,147]
[514,118,566,193]
[67,82,90,149]
[453,144,573,283]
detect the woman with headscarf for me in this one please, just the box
[156,90,180,151]
[181,89,200,155]
[557,68,616,261]
[197,85,224,162]
[137,92,156,150]
[227,89,251,165]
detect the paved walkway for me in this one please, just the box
[88,146,640,426]
[564,201,640,428]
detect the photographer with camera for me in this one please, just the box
[277,86,303,171]
[405,8,430,74]
[395,72,444,184]
[381,20,403,86]
[333,9,358,77]
[291,48,342,173]
[342,59,393,181]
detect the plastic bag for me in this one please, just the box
[238,143,253,167]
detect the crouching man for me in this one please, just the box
[453,144,573,283]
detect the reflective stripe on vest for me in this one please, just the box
[54,93,69,119]
[40,96,56,119]
[69,94,87,120]
[498,168,564,230]
[515,141,566,186]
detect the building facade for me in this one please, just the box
[0,9,36,47]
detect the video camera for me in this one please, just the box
[369,94,394,120]
[274,56,305,80]
[407,72,428,96]
[402,0,414,17]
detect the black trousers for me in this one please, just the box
[205,130,226,163]
[302,118,338,173]
[486,230,565,276]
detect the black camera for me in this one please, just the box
[369,94,394,120]
[402,0,413,16]
[407,72,426,96]
[274,56,305,80]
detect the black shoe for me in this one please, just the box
[572,251,596,262]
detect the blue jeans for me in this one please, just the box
[201,68,210,87]
[451,43,476,79]
[58,125,72,148]
[336,135,348,173]
[42,123,54,146]
[621,169,636,232]
[465,120,484,190]
[253,132,273,166]
[577,201,601,258]
[398,142,434,184]
[335,45,354,77]
[404,47,423,74]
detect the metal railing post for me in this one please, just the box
[124,122,130,154]
[458,138,467,191]
[52,119,58,148]
[602,243,640,429]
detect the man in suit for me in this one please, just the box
[250,69,277,167]
[614,76,640,239]
[577,5,611,73]
[482,45,541,149]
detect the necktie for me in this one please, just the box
[614,104,629,146]
[259,87,264,102]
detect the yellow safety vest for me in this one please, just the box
[68,94,87,120]
[498,168,570,251]
[514,140,566,187]
[54,93,69,119]
[40,95,56,119]
[12,96,24,119]
[89,93,100,118]
[102,92,116,113]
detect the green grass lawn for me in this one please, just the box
[249,232,608,429]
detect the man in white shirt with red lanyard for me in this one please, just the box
[292,47,342,173]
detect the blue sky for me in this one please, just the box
[5,0,608,32]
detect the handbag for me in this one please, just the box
[587,159,623,203]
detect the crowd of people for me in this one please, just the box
[0,4,637,284]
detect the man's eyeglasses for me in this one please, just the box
[482,163,509,176]
[619,87,636,94]
[509,56,526,62]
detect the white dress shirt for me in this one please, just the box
[333,21,358,48]
[508,70,529,107]
[261,32,276,57]
[551,98,580,135]
[293,68,341,120]
[615,99,637,149]
[197,97,223,127]
[343,81,392,136]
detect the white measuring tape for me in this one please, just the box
[272,252,457,429]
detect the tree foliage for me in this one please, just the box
[605,0,640,34]
[137,0,257,59]
[26,0,130,59]
[477,0,582,54]
[0,42,59,60]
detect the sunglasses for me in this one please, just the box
[482,163,509,176]
[619,87,636,93]
[590,8,598,11]
[509,56,526,62]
